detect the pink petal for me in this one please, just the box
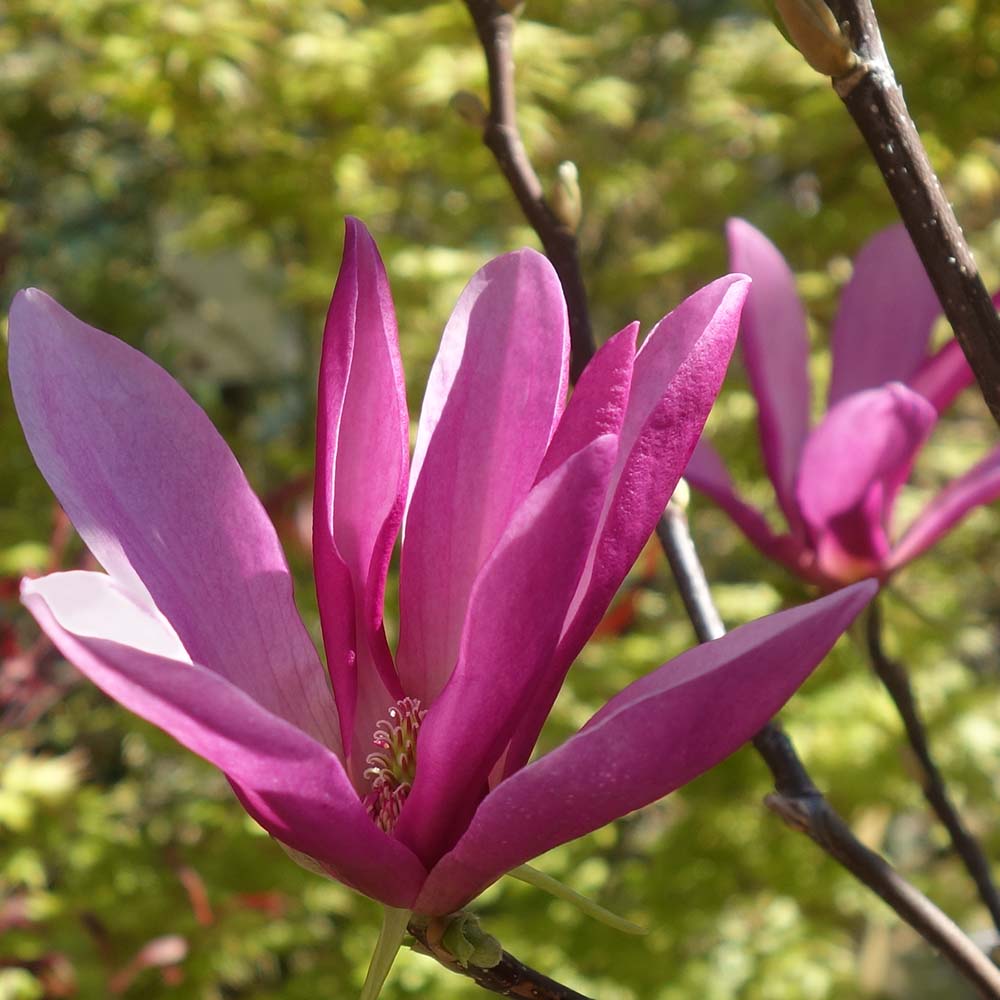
[393,436,617,866]
[22,571,426,908]
[416,582,876,914]
[535,322,638,481]
[499,275,749,778]
[908,339,975,414]
[828,225,942,405]
[889,446,1000,570]
[796,384,936,571]
[727,219,811,527]
[683,439,813,577]
[314,219,408,771]
[9,290,338,749]
[397,249,570,706]
[582,274,748,622]
[684,440,786,550]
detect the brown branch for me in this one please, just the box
[657,503,1000,998]
[408,921,594,1000]
[463,0,596,381]
[865,599,1000,932]
[820,0,1000,426]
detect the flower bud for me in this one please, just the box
[440,912,503,969]
[450,90,488,129]
[551,161,582,233]
[772,0,857,78]
[669,477,690,512]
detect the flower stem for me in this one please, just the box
[360,906,411,1000]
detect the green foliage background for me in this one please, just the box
[2,1,1000,997]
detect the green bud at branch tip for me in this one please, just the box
[772,0,857,78]
[669,477,691,513]
[439,912,503,969]
[450,90,488,129]
[551,161,582,233]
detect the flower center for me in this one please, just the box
[363,697,426,832]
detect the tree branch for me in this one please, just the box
[821,0,1000,426]
[657,504,1000,998]
[865,598,1000,932]
[408,920,594,1000]
[463,0,596,381]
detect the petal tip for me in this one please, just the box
[726,217,765,250]
[511,246,548,264]
[725,216,753,237]
[344,215,373,240]
[723,272,753,302]
[488,246,559,288]
[10,287,49,322]
[827,578,879,620]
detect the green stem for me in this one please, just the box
[360,905,411,1000]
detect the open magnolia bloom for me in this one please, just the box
[686,219,1000,588]
[11,219,873,942]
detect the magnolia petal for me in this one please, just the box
[727,219,811,527]
[828,225,941,404]
[535,322,637,480]
[486,324,635,786]
[575,274,748,631]
[796,383,936,568]
[908,339,975,414]
[394,436,617,867]
[398,249,570,706]
[889,446,1000,570]
[415,582,875,915]
[683,439,813,574]
[315,219,407,767]
[500,276,749,778]
[9,290,338,748]
[22,571,425,908]
[684,440,785,550]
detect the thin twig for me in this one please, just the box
[822,0,1000,426]
[865,599,1000,932]
[408,921,594,1000]
[463,0,596,380]
[657,504,1000,998]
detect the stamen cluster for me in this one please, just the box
[363,697,426,832]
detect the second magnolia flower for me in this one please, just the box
[12,219,874,918]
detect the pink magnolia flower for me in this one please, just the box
[10,219,873,920]
[686,219,1000,589]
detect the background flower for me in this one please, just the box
[686,219,1000,588]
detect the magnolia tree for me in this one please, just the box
[4,1,1000,998]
